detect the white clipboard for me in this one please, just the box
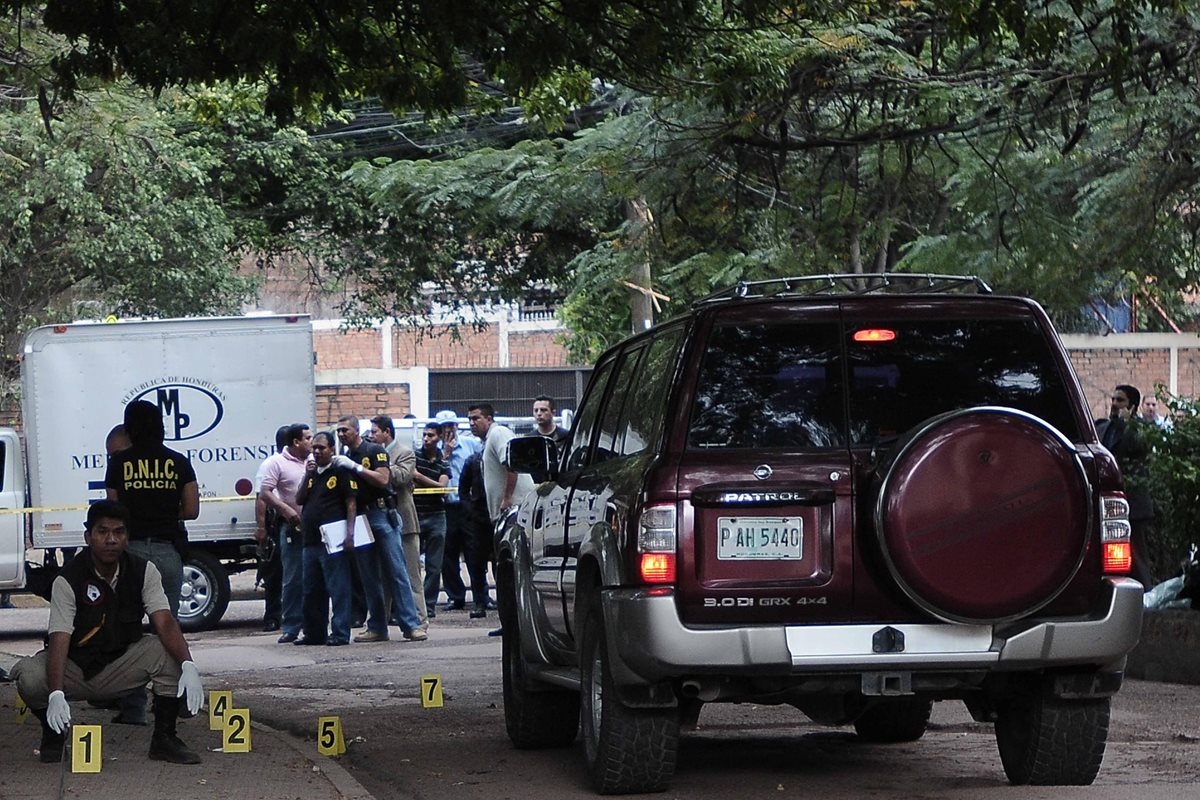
[319,517,374,554]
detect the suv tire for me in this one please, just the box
[499,567,579,749]
[994,680,1109,785]
[581,602,679,794]
[853,697,933,743]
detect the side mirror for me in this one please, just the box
[508,436,559,483]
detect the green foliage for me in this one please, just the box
[0,20,370,397]
[5,0,716,120]
[1145,398,1200,580]
[10,0,1200,360]
[0,89,253,346]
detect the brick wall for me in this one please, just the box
[313,328,380,370]
[509,331,569,368]
[315,321,572,372]
[315,384,411,428]
[1062,333,1200,419]
[395,324,504,369]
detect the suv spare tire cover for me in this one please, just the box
[874,406,1091,624]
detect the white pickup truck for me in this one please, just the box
[0,315,315,630]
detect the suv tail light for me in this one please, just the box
[1101,493,1132,574]
[637,504,676,584]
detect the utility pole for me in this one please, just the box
[625,197,655,333]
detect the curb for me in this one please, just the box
[252,719,377,800]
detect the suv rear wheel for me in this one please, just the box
[499,567,579,748]
[994,678,1109,785]
[580,601,679,794]
[853,697,933,743]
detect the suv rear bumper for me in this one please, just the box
[602,578,1144,684]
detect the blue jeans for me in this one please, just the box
[353,541,390,635]
[278,521,305,636]
[363,507,422,632]
[419,510,447,609]
[126,540,182,618]
[302,544,353,644]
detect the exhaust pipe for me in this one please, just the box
[680,679,720,702]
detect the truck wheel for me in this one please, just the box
[853,697,933,743]
[499,567,579,748]
[580,603,679,794]
[995,682,1109,785]
[178,550,230,632]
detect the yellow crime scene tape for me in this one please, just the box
[0,487,457,515]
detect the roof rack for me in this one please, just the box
[693,273,993,306]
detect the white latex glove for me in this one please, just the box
[178,660,205,716]
[46,690,71,734]
[331,454,360,472]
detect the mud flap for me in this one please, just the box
[614,680,678,709]
[1052,671,1124,700]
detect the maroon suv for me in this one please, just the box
[498,275,1143,794]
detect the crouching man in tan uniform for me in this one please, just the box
[10,499,205,764]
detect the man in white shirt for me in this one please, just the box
[467,403,534,528]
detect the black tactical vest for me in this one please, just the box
[61,550,148,679]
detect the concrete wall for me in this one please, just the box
[1126,609,1200,685]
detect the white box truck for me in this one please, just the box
[0,315,315,630]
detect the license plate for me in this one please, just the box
[717,517,804,560]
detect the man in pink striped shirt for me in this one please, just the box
[256,423,313,643]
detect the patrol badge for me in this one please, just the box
[326,476,338,490]
[85,583,102,604]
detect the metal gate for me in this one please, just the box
[428,368,591,417]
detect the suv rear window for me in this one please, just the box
[847,317,1080,445]
[687,316,1079,450]
[688,322,845,449]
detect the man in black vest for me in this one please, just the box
[9,500,206,764]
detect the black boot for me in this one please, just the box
[112,688,148,725]
[29,707,65,763]
[148,695,202,764]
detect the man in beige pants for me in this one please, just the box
[11,500,205,764]
[370,415,429,630]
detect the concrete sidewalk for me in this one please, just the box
[0,673,372,800]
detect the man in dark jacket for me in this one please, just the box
[1095,384,1155,587]
[458,451,497,628]
[9,500,205,764]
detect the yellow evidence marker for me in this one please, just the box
[15,693,29,724]
[317,716,347,756]
[420,674,444,708]
[209,690,232,731]
[222,708,252,753]
[71,725,103,773]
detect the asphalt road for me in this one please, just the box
[4,582,1200,799]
